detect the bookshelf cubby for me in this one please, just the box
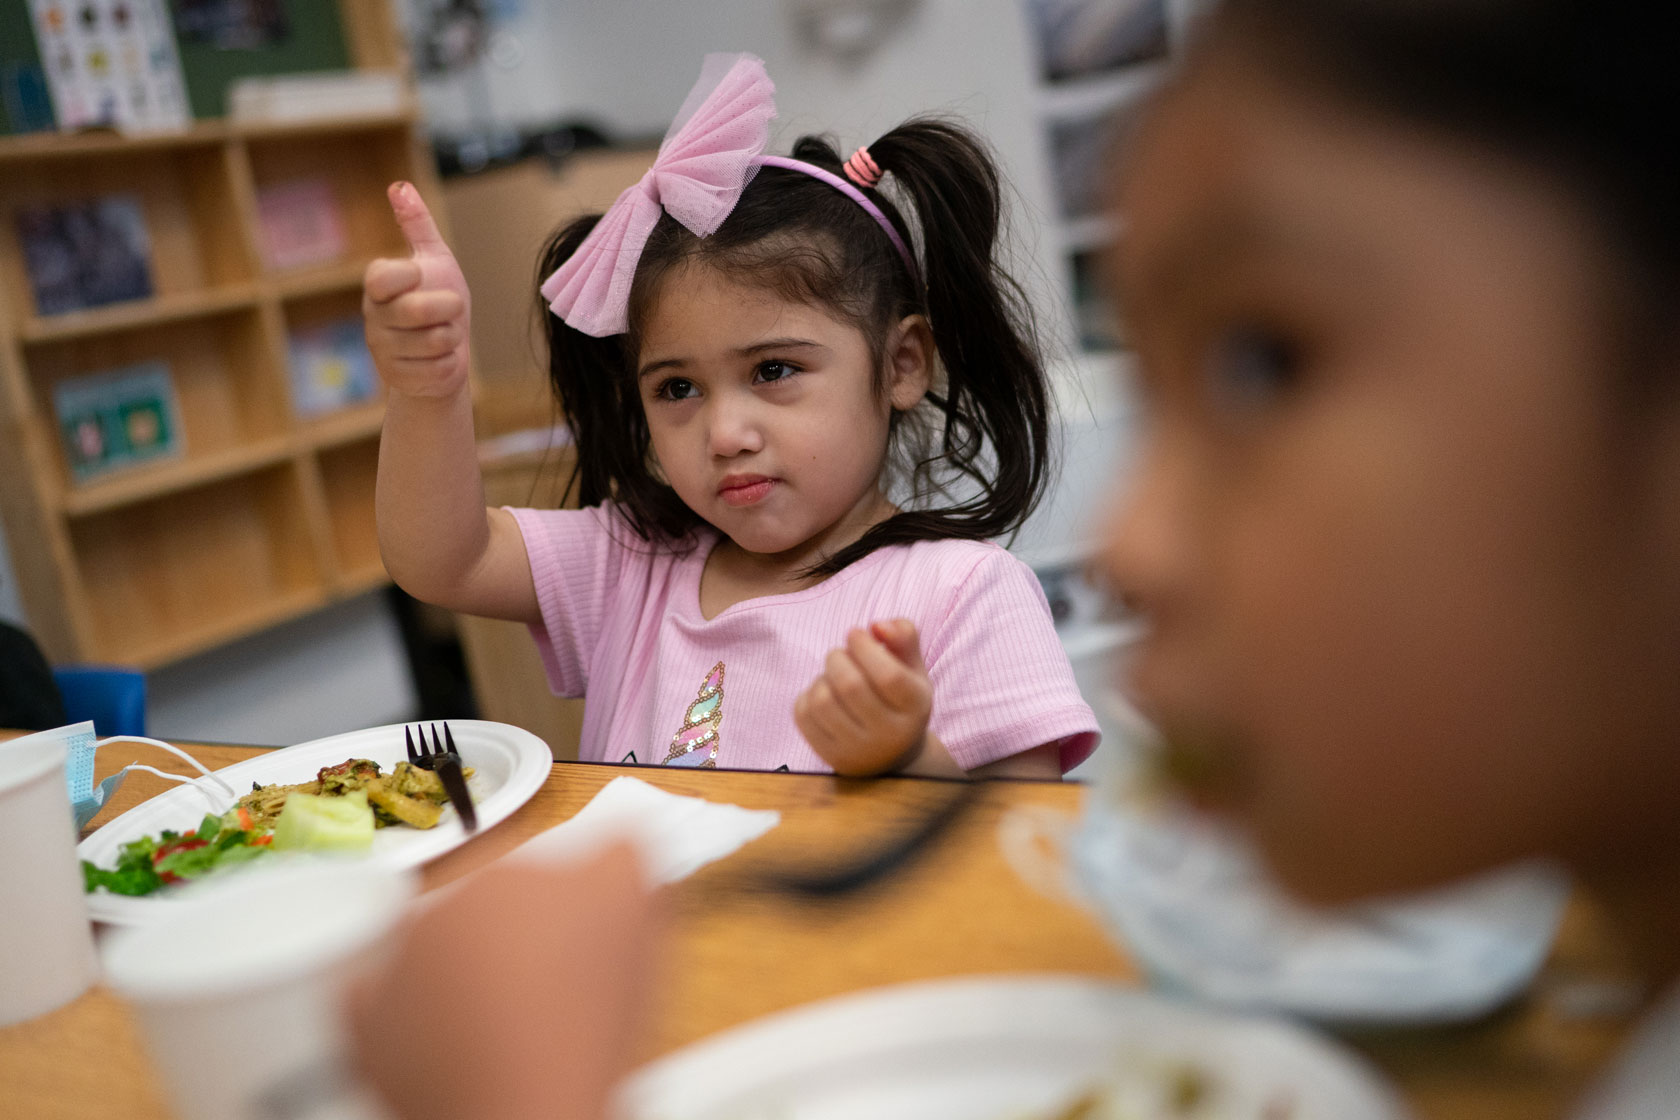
[68,464,327,666]
[317,436,384,589]
[0,2,443,668]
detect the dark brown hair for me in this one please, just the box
[536,118,1052,574]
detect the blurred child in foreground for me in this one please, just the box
[347,2,1680,1117]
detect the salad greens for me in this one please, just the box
[81,811,274,897]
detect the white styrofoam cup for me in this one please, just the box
[102,858,416,1120]
[0,734,99,1026]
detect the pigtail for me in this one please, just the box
[810,119,1054,574]
[536,218,699,542]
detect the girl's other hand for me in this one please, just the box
[796,619,933,776]
[363,182,472,399]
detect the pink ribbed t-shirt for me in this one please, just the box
[508,504,1099,774]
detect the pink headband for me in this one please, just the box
[755,155,917,283]
[540,53,916,338]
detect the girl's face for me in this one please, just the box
[636,263,929,565]
[1100,50,1680,903]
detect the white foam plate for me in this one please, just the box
[617,974,1411,1120]
[79,720,552,926]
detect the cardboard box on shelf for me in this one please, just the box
[228,69,407,124]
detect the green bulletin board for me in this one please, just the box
[173,0,352,118]
[0,2,47,135]
[2,0,354,132]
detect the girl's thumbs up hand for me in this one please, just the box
[363,182,472,399]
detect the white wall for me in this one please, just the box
[1014,352,1137,569]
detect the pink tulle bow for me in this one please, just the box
[539,54,777,337]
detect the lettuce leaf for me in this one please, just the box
[83,816,274,897]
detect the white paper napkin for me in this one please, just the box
[507,776,781,885]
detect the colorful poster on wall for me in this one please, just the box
[30,0,189,132]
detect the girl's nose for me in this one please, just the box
[705,394,765,458]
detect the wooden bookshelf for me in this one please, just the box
[0,1,442,668]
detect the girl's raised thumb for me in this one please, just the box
[387,181,451,260]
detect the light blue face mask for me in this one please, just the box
[15,722,236,830]
[1034,670,1573,1026]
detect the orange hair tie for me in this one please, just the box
[844,146,883,188]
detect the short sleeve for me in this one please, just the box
[505,504,634,698]
[922,547,1101,773]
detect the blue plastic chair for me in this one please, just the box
[52,666,147,738]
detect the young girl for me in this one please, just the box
[364,54,1098,778]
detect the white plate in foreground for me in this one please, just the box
[79,720,552,927]
[617,975,1410,1120]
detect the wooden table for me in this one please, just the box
[0,738,1649,1120]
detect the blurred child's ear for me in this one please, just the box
[885,315,933,411]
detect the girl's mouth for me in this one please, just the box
[719,476,775,506]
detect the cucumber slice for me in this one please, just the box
[272,791,375,852]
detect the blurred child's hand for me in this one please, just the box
[796,619,932,776]
[345,843,658,1120]
[363,182,472,399]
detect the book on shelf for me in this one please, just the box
[53,360,185,483]
[287,317,380,418]
[15,192,155,317]
[255,177,347,271]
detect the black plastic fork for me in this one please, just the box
[404,722,455,771]
[405,722,477,832]
[742,781,981,901]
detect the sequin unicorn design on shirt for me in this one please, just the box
[664,661,725,768]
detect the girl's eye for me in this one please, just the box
[656,378,698,401]
[755,360,799,384]
[1202,324,1303,414]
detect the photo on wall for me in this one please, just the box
[171,0,289,49]
[1027,0,1169,80]
[52,360,186,483]
[15,193,154,316]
